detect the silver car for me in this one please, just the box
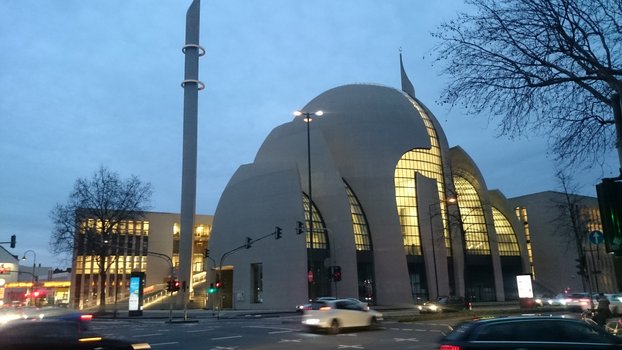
[302,298,382,334]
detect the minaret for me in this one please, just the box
[179,0,204,307]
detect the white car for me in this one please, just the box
[302,298,382,334]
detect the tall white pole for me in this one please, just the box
[179,0,203,307]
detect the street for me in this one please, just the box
[90,314,453,350]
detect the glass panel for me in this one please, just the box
[454,175,491,255]
[492,207,521,256]
[302,193,328,249]
[344,180,372,251]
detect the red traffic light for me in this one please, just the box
[215,280,222,288]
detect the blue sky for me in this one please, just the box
[1,0,618,268]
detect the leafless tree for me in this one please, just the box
[432,0,622,167]
[50,166,152,311]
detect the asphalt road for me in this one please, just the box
[90,314,453,349]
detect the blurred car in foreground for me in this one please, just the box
[302,298,382,334]
[439,316,622,349]
[0,319,151,350]
[418,296,465,313]
[0,306,92,327]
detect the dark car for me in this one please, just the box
[439,316,622,349]
[419,296,466,313]
[0,319,151,350]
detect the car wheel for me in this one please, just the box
[369,316,380,330]
[328,319,340,335]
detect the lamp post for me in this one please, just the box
[427,195,456,300]
[294,109,323,300]
[21,250,37,305]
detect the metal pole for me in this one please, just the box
[306,113,315,300]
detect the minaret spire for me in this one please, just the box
[400,49,416,99]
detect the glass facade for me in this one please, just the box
[344,180,372,251]
[492,207,521,256]
[302,193,328,249]
[73,218,149,309]
[515,207,535,278]
[454,175,491,255]
[394,98,451,256]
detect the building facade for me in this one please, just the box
[71,212,212,310]
[208,66,531,309]
[511,191,620,295]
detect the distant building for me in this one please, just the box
[208,62,531,309]
[511,191,620,295]
[70,212,212,310]
[0,246,19,306]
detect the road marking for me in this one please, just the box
[210,346,239,350]
[150,341,179,346]
[132,333,163,337]
[337,333,357,336]
[269,330,294,334]
[278,339,302,343]
[394,337,419,342]
[212,335,243,341]
[337,345,364,349]
[246,325,295,331]
[186,328,214,333]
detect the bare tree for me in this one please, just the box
[432,0,622,167]
[50,166,152,311]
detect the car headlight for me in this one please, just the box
[417,305,423,310]
[429,304,438,311]
[303,318,320,325]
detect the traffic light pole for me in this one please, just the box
[215,227,283,319]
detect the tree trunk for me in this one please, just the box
[98,253,107,312]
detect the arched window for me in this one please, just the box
[454,175,491,255]
[344,180,372,251]
[394,97,451,255]
[492,207,520,256]
[302,193,328,249]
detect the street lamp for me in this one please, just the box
[294,109,323,300]
[21,250,37,305]
[427,195,456,300]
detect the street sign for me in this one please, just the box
[590,230,605,245]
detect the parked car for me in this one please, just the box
[418,296,466,313]
[302,298,382,334]
[439,316,622,349]
[0,319,151,350]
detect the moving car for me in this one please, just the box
[0,319,151,350]
[439,316,622,349]
[565,292,593,311]
[296,296,336,313]
[418,296,466,313]
[302,298,382,334]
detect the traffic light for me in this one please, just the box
[215,280,222,289]
[275,226,282,240]
[332,266,342,281]
[166,279,173,292]
[597,179,622,255]
[172,280,181,292]
[296,221,304,235]
[575,256,587,276]
[10,235,15,248]
[208,283,216,294]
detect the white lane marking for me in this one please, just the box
[394,337,419,342]
[212,335,243,341]
[337,345,364,349]
[246,325,296,331]
[150,341,179,346]
[186,328,214,333]
[278,339,302,343]
[269,330,294,334]
[132,333,163,337]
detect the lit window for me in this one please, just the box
[344,180,372,251]
[453,175,491,255]
[492,207,520,256]
[302,193,328,249]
